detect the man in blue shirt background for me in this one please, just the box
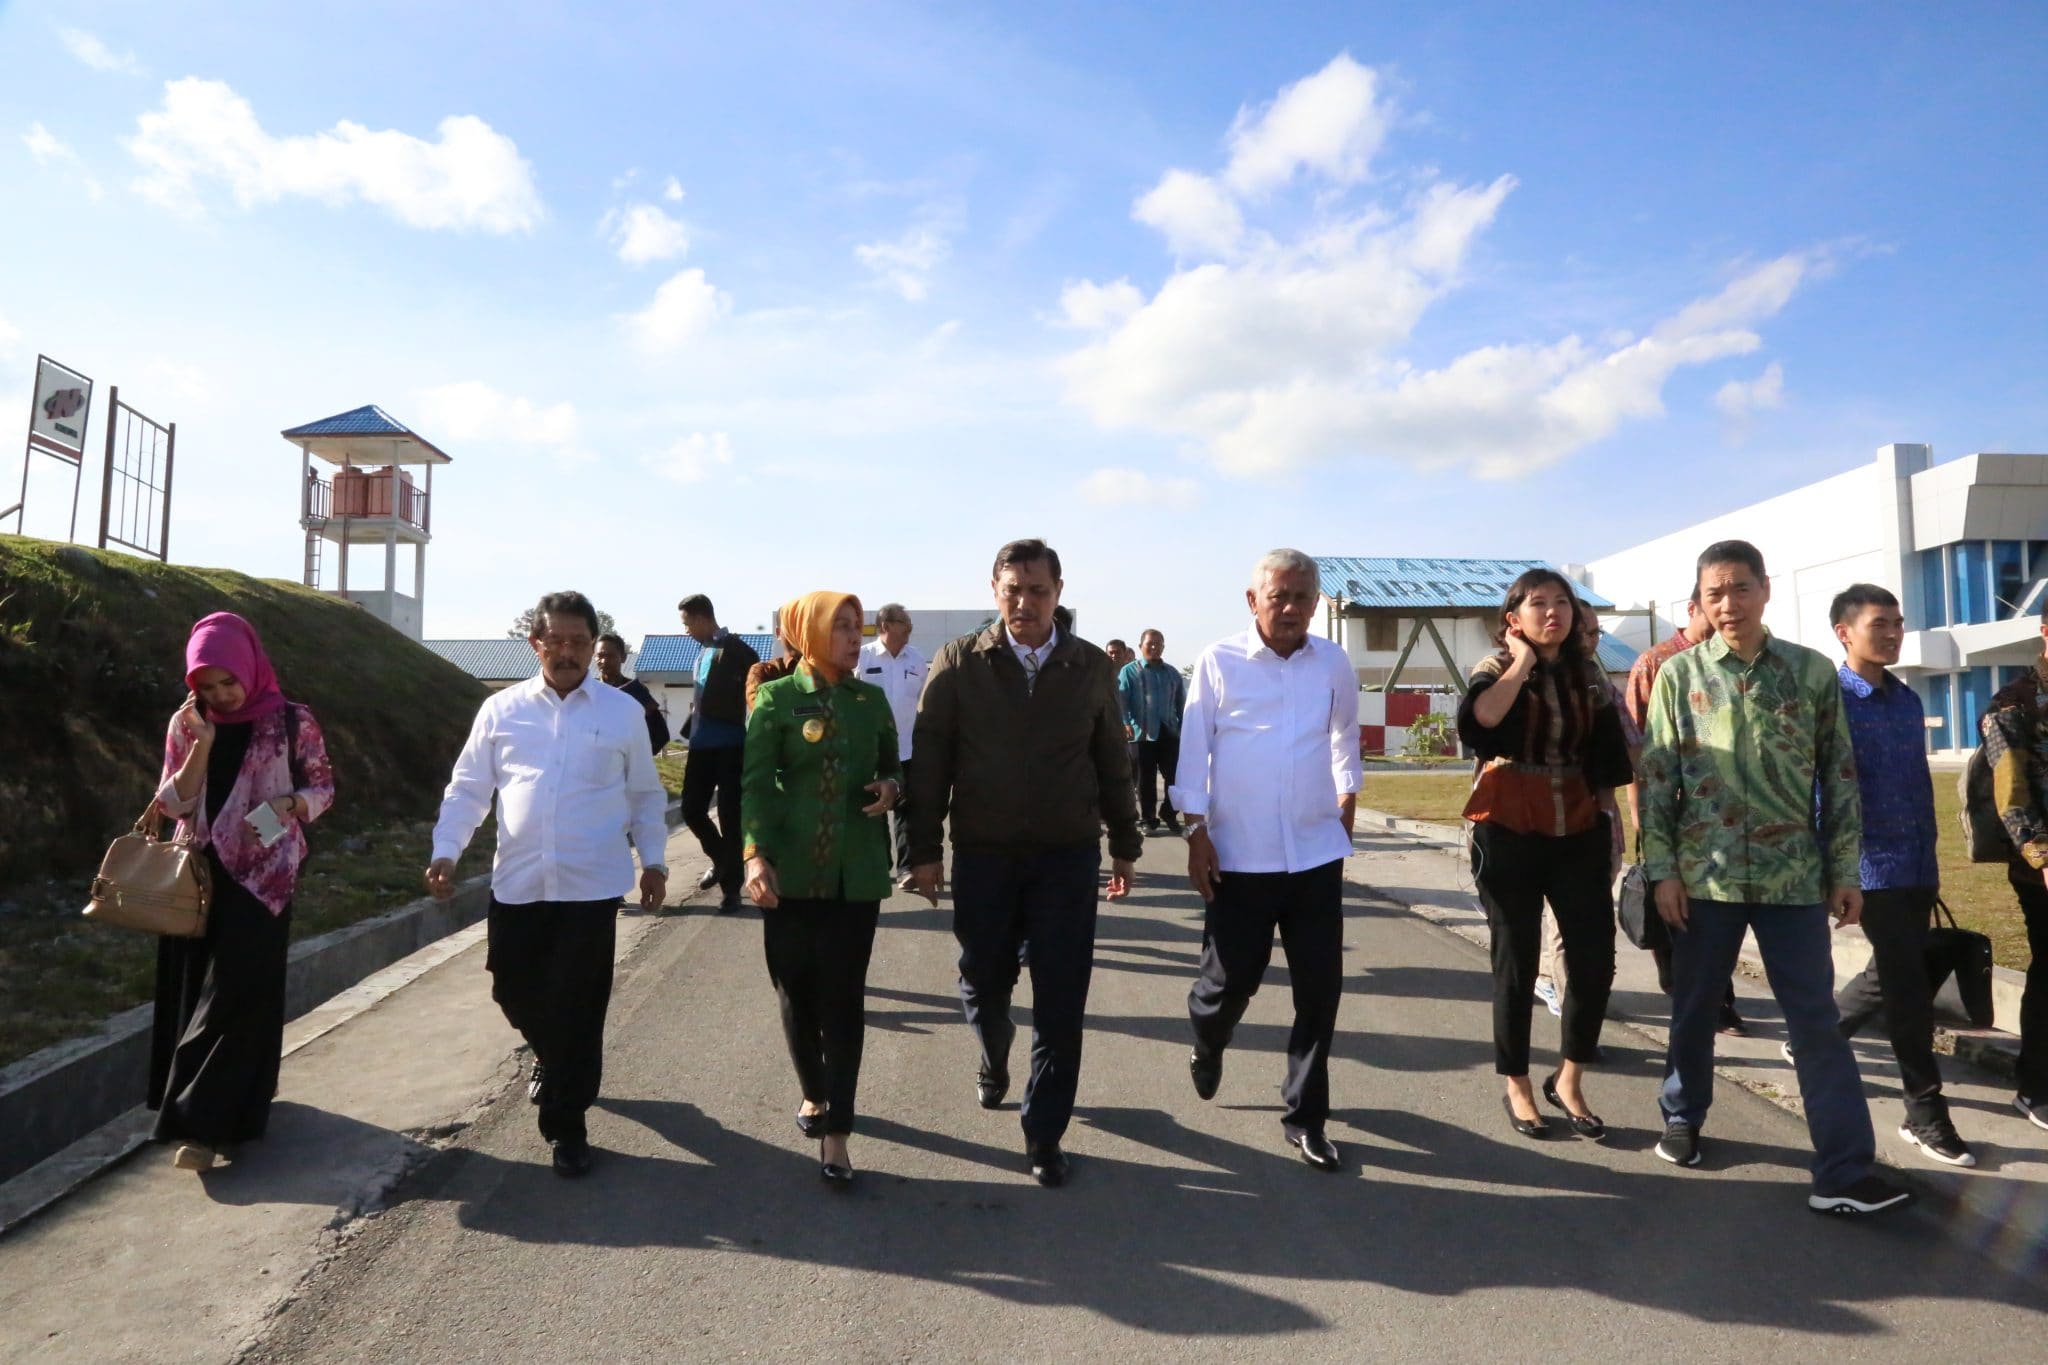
[678,593,759,914]
[1820,583,1975,1168]
[1119,629,1188,834]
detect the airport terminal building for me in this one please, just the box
[1580,443,2048,753]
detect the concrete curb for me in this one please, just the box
[0,798,685,1193]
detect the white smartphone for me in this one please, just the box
[244,800,291,849]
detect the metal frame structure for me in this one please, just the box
[95,386,177,562]
[5,354,94,540]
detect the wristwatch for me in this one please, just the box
[1182,821,1207,841]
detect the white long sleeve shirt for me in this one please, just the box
[858,638,928,762]
[431,673,670,904]
[1169,628,1363,874]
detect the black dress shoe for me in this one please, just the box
[819,1143,855,1188]
[718,890,742,915]
[527,1062,545,1104]
[550,1139,594,1178]
[1502,1093,1549,1139]
[796,1104,828,1138]
[1540,1073,1607,1141]
[697,866,719,891]
[1286,1130,1342,1172]
[976,1069,1009,1109]
[1189,1046,1222,1101]
[1028,1143,1069,1187]
[1716,1002,1749,1037]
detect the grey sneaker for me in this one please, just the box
[1899,1120,1977,1168]
[1809,1174,1914,1216]
[1656,1118,1701,1167]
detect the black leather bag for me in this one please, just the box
[1616,861,1668,952]
[1925,897,1996,1029]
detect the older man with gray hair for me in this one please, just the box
[859,602,928,885]
[1172,549,1362,1172]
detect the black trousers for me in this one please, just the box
[2006,861,2048,1098]
[148,854,291,1146]
[681,743,745,892]
[487,898,616,1146]
[887,759,914,876]
[1187,858,1345,1136]
[763,898,881,1135]
[1135,735,1180,825]
[1471,822,1614,1075]
[1835,885,1946,1124]
[952,845,1100,1147]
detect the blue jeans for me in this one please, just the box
[1659,898,1874,1192]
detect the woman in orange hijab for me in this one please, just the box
[740,592,901,1187]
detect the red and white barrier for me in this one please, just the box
[1359,690,1460,757]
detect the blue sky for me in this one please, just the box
[3,1,2043,656]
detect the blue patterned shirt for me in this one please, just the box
[1837,665,1939,890]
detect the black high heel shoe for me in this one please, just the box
[796,1104,828,1139]
[1502,1092,1549,1138]
[819,1139,854,1188]
[1541,1073,1607,1141]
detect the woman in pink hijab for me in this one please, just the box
[148,612,336,1172]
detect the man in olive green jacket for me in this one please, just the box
[909,539,1141,1188]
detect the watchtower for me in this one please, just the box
[281,405,451,640]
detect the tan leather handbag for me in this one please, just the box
[83,802,211,938]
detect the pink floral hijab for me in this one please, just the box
[184,612,289,724]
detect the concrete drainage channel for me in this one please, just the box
[0,801,683,1234]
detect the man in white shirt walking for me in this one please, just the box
[425,591,670,1178]
[858,603,927,887]
[1173,550,1362,1173]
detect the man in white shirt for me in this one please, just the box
[858,602,927,887]
[425,591,669,1179]
[1172,550,1362,1173]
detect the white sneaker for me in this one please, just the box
[1533,978,1562,1017]
[1780,1041,1796,1065]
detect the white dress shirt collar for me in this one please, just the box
[1009,624,1060,670]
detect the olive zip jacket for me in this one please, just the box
[908,623,1143,866]
[741,666,901,902]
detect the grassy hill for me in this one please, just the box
[0,535,491,1064]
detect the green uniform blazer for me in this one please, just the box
[741,666,901,902]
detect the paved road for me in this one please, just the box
[250,849,2048,1362]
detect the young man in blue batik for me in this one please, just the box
[1799,584,1975,1167]
[1119,629,1188,834]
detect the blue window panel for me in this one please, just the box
[1951,542,1991,625]
[1961,666,1995,742]
[1919,548,1948,628]
[2031,541,2048,580]
[1926,673,1953,744]
[1995,541,2028,619]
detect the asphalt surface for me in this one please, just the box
[248,846,2048,1362]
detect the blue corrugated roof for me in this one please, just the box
[634,633,780,677]
[1595,634,1640,675]
[1318,557,1614,610]
[425,639,541,681]
[283,405,413,438]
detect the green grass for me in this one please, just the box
[1359,771,2032,967]
[0,536,491,1069]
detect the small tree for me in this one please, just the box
[1406,711,1455,758]
[509,606,617,639]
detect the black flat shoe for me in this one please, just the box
[1502,1093,1549,1139]
[1541,1073,1607,1141]
[550,1139,594,1178]
[796,1105,828,1138]
[819,1143,855,1188]
[977,1069,1009,1109]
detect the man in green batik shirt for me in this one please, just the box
[1639,538,1910,1218]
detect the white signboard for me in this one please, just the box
[28,355,92,459]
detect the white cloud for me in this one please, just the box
[22,121,104,200]
[646,431,734,483]
[127,78,542,233]
[1222,53,1388,196]
[1059,55,1825,481]
[662,176,684,203]
[1133,169,1244,259]
[1715,360,1786,421]
[0,311,20,355]
[413,380,589,464]
[855,223,950,302]
[143,358,211,404]
[1057,278,1145,331]
[59,28,143,76]
[1079,467,1201,510]
[624,268,728,352]
[607,202,689,265]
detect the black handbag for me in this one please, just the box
[1615,831,1669,953]
[1925,897,1996,1029]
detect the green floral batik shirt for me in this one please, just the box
[1639,630,1862,905]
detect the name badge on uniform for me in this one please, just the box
[793,703,827,716]
[864,666,883,675]
[802,718,826,743]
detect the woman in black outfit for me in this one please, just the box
[1457,571,1633,1141]
[149,612,335,1171]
